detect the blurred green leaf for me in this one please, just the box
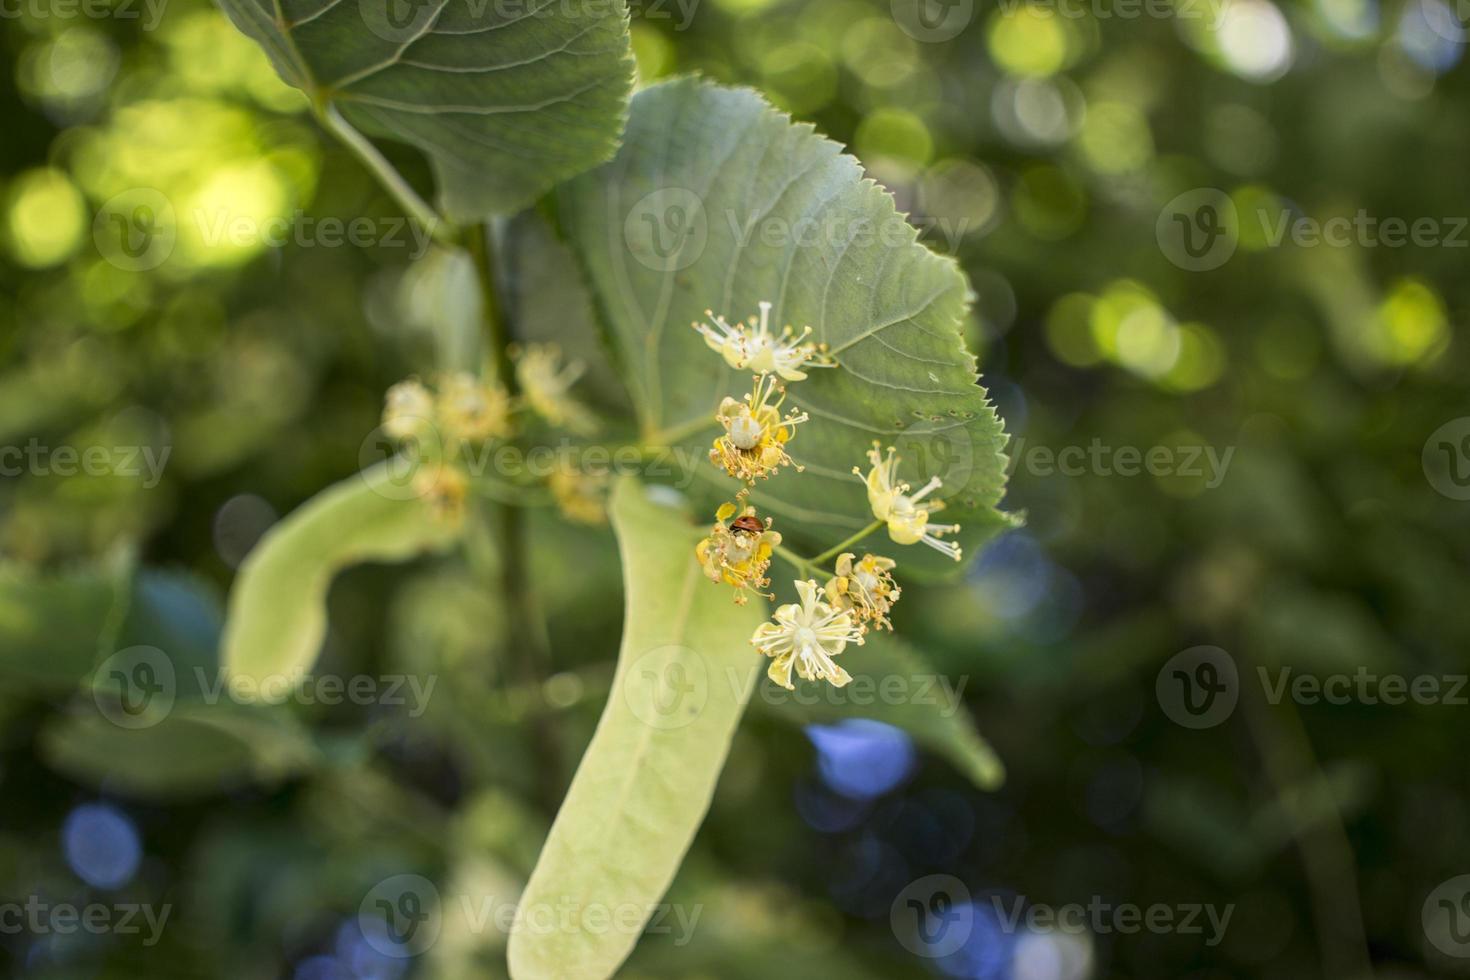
[39,701,318,800]
[222,459,465,693]
[559,78,1015,577]
[748,631,1004,789]
[0,556,130,693]
[508,477,765,980]
[216,0,634,220]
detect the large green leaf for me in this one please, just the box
[747,632,1004,789]
[217,0,634,220]
[559,78,1015,577]
[222,460,464,694]
[507,477,766,980]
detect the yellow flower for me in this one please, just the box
[692,301,835,381]
[436,371,513,444]
[695,502,781,605]
[382,378,435,443]
[751,579,864,689]
[414,465,469,523]
[548,464,608,525]
[710,374,809,483]
[854,444,963,561]
[824,553,901,633]
[514,343,598,434]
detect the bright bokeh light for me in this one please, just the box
[1371,277,1448,365]
[1091,280,1181,379]
[855,107,935,167]
[17,27,119,110]
[921,160,1001,239]
[4,168,86,269]
[807,719,918,800]
[1213,0,1296,80]
[992,78,1082,147]
[62,802,142,890]
[1076,102,1153,175]
[988,7,1078,78]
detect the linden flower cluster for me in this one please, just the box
[693,300,834,382]
[691,301,965,690]
[381,373,512,518]
[380,346,608,525]
[856,444,963,561]
[695,503,781,604]
[710,374,809,484]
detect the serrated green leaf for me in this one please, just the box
[559,77,1015,577]
[217,0,634,220]
[222,460,465,693]
[507,477,765,980]
[748,632,1004,789]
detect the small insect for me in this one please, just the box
[729,514,766,535]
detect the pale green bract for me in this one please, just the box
[559,78,1017,577]
[222,459,465,693]
[507,477,766,980]
[216,0,634,220]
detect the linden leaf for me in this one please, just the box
[559,78,1016,577]
[217,0,634,220]
[508,477,766,980]
[222,459,465,693]
[747,632,1004,790]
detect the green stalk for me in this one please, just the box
[465,221,560,809]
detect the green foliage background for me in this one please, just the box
[2,0,1469,976]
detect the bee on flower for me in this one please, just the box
[855,444,963,561]
[751,579,864,690]
[436,371,514,444]
[514,343,598,435]
[711,374,809,484]
[695,502,781,605]
[692,301,835,382]
[824,552,901,633]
